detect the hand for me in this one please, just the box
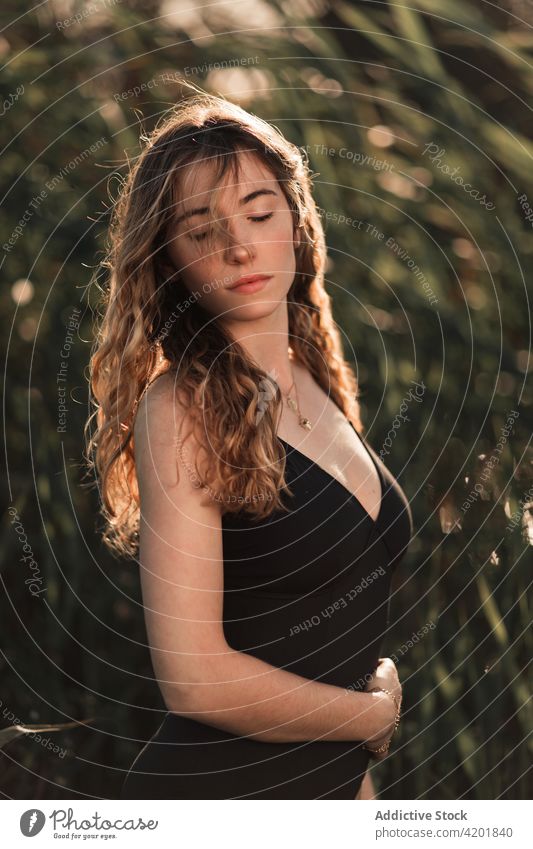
[364,657,402,709]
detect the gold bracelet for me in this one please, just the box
[368,686,401,715]
[363,687,402,755]
[363,737,391,755]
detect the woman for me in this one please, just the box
[86,90,413,799]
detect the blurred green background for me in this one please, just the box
[1,0,532,800]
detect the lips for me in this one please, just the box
[227,273,272,289]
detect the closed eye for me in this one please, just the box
[189,212,274,242]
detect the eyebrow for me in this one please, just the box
[174,188,278,226]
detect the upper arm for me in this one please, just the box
[133,373,229,711]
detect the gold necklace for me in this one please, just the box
[282,374,312,431]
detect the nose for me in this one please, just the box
[222,219,255,264]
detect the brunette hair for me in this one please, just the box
[84,88,362,559]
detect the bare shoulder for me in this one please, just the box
[133,370,207,498]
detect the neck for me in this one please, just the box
[219,301,297,392]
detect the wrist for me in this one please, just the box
[368,690,396,741]
[368,686,400,713]
[364,688,402,756]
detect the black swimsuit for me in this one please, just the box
[121,421,413,799]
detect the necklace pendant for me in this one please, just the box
[299,417,312,430]
[286,397,298,412]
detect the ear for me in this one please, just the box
[293,225,302,250]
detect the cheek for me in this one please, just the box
[177,256,232,314]
[270,219,297,268]
[264,215,294,250]
[254,219,296,273]
[174,245,217,294]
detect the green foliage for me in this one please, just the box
[1,0,531,799]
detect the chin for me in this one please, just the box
[224,299,283,321]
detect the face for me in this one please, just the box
[164,150,298,328]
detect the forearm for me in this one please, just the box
[169,645,394,744]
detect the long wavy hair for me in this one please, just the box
[84,90,363,559]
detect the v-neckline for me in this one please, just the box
[278,421,384,527]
